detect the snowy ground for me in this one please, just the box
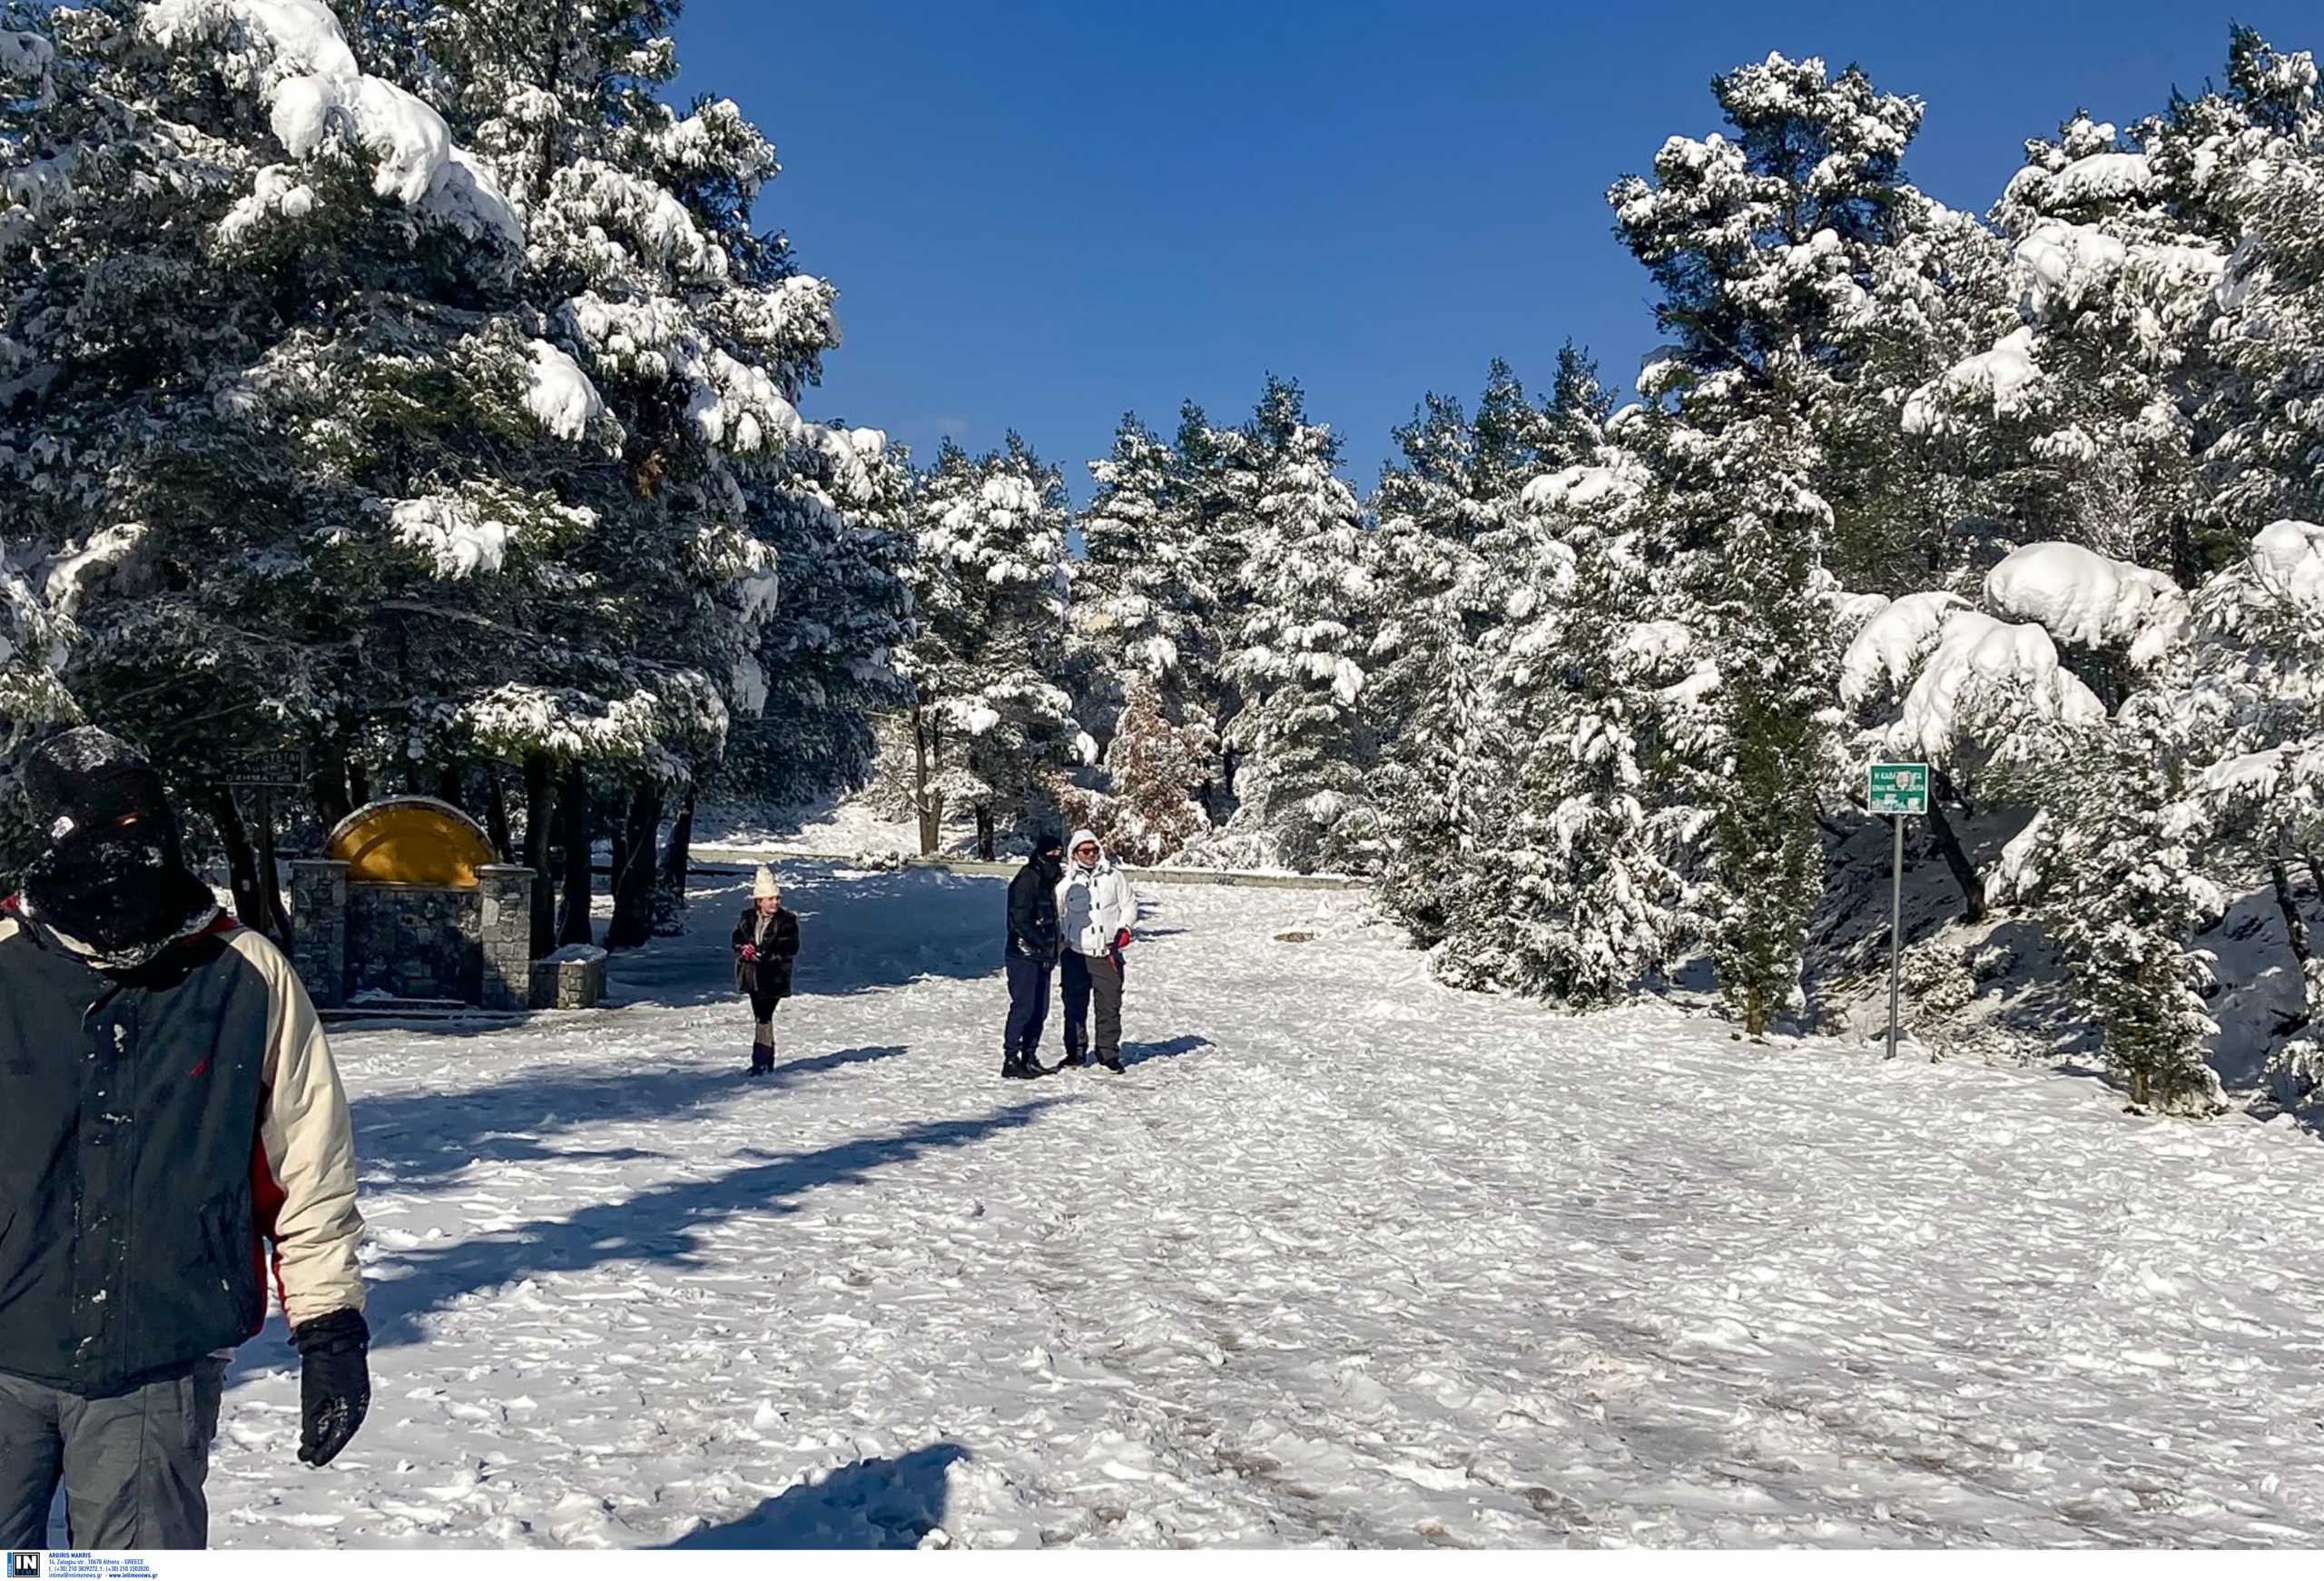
[202,865,2324,1548]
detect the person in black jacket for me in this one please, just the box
[732,865,801,1076]
[0,727,369,1550]
[1001,832,1065,1080]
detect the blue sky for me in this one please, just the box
[674,0,2317,496]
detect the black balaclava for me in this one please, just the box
[1033,831,1065,876]
[18,726,218,969]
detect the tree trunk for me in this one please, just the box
[975,804,996,861]
[482,767,512,860]
[660,782,697,891]
[434,766,464,810]
[1925,795,1986,924]
[606,817,631,931]
[523,753,556,958]
[204,788,286,942]
[556,766,593,948]
[348,758,372,809]
[606,782,662,950]
[251,784,294,945]
[2272,845,2312,968]
[310,736,351,835]
[911,697,940,856]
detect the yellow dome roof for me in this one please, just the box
[324,797,498,889]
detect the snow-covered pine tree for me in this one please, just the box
[1452,440,1699,1003]
[2198,35,2324,536]
[1368,389,1492,937]
[2005,685,2229,1115]
[1365,395,1482,753]
[1,0,870,944]
[1371,354,1603,944]
[898,436,1078,859]
[1855,201,2024,595]
[1531,343,1618,480]
[1170,400,1257,822]
[2191,518,2324,1112]
[1225,377,1374,873]
[1960,55,2280,587]
[0,0,563,912]
[1067,413,1215,859]
[1077,414,1183,729]
[418,0,847,943]
[1610,53,1918,1032]
[716,424,914,809]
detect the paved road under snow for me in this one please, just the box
[204,865,2324,1547]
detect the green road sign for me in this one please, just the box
[1868,762,1930,817]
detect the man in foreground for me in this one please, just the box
[0,727,370,1549]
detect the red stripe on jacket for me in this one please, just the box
[249,1140,290,1336]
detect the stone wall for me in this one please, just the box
[289,860,350,1010]
[290,856,542,1013]
[530,947,608,1011]
[477,865,536,1013]
[345,884,483,1003]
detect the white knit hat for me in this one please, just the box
[752,864,780,899]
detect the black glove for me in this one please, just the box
[291,1308,372,1467]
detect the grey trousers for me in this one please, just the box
[0,1359,225,1550]
[1061,949,1125,1060]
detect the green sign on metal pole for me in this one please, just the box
[1868,762,1931,1062]
[1867,763,1930,816]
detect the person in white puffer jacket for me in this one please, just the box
[1055,828,1139,1072]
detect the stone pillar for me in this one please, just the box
[288,860,349,1009]
[477,864,537,1013]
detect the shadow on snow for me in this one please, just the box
[350,1044,910,1189]
[1120,1034,1212,1068]
[359,1096,1071,1351]
[664,1444,971,1549]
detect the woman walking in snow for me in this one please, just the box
[1057,829,1138,1072]
[733,865,801,1076]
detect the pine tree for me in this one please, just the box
[717,426,915,807]
[1225,378,1374,872]
[898,437,1078,859]
[2015,690,2228,1115]
[2197,35,2324,536]
[0,0,871,944]
[1370,358,1581,938]
[1170,400,1258,821]
[1608,52,1915,1031]
[1456,443,1699,1003]
[1693,402,1840,1033]
[2191,517,2324,1111]
[1068,413,1216,858]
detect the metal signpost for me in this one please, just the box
[1867,763,1931,1061]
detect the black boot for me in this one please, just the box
[1098,1052,1125,1073]
[1059,1049,1088,1070]
[749,1043,773,1076]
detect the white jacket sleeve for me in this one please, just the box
[228,930,367,1325]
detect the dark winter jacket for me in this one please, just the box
[733,905,801,998]
[0,899,365,1396]
[1006,854,1064,963]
